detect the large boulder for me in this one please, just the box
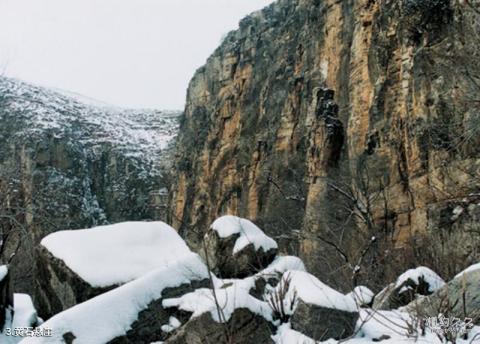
[203,216,278,278]
[291,300,359,341]
[407,264,480,324]
[165,308,274,344]
[161,258,308,344]
[285,271,359,340]
[373,267,445,310]
[35,221,197,319]
[22,254,209,344]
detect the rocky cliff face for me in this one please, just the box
[170,0,480,290]
[0,76,179,291]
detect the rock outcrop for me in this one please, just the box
[407,266,480,325]
[290,300,358,341]
[203,215,278,278]
[23,254,210,344]
[169,0,480,289]
[373,266,445,310]
[0,76,180,292]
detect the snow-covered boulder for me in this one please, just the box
[286,271,359,340]
[35,221,196,318]
[408,263,480,324]
[22,254,209,344]
[203,216,278,278]
[160,256,305,344]
[373,266,445,310]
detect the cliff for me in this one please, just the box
[169,0,480,290]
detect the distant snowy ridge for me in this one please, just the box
[0,76,180,168]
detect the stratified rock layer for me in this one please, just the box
[169,0,480,289]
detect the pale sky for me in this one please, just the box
[0,0,274,109]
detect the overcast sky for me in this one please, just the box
[0,0,273,109]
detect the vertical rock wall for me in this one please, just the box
[170,0,480,289]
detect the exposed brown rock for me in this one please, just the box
[169,0,480,289]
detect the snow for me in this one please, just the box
[455,262,480,279]
[163,284,274,323]
[451,205,464,221]
[394,267,445,293]
[0,294,39,344]
[273,308,480,344]
[272,323,315,344]
[210,215,278,254]
[12,294,39,330]
[347,286,374,306]
[0,265,8,281]
[261,256,306,275]
[20,254,208,344]
[162,256,305,324]
[160,316,182,333]
[41,221,194,288]
[285,270,357,313]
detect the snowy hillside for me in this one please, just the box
[0,76,179,168]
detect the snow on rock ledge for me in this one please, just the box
[22,254,209,344]
[286,270,357,313]
[35,221,194,319]
[204,215,278,278]
[373,266,445,310]
[211,215,278,254]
